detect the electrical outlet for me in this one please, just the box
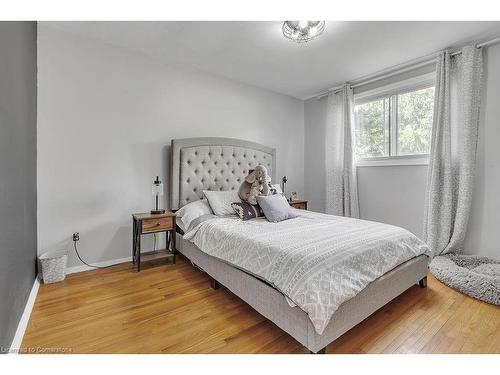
[73,232,80,242]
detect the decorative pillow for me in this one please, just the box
[176,199,213,230]
[203,190,241,216]
[231,202,264,220]
[268,183,282,195]
[256,194,299,223]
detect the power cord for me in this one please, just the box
[72,232,159,269]
[73,238,114,269]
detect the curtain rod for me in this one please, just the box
[315,34,500,100]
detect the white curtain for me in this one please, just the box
[423,46,483,257]
[325,84,359,218]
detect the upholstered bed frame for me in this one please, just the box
[170,137,428,353]
[170,137,276,210]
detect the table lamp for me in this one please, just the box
[151,176,165,214]
[281,176,288,198]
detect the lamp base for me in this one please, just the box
[150,209,166,215]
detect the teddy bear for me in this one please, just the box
[238,165,271,205]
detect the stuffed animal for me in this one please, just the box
[238,165,271,205]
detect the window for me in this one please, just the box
[354,97,390,158]
[354,74,435,163]
[397,87,434,156]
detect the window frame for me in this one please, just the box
[353,73,435,167]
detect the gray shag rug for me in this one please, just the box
[430,253,500,306]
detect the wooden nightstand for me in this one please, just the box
[132,212,176,272]
[289,200,308,210]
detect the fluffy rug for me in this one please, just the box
[430,253,500,306]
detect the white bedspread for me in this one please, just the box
[184,210,429,334]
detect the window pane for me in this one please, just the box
[397,87,434,155]
[354,98,389,158]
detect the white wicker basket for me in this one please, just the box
[39,251,68,283]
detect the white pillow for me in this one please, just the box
[203,190,241,216]
[176,199,213,230]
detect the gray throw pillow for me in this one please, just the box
[231,202,264,220]
[256,194,298,223]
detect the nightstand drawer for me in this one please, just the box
[142,217,173,233]
[290,201,307,210]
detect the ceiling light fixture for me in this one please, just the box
[282,21,325,43]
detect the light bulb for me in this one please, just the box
[282,20,325,43]
[298,21,309,30]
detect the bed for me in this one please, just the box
[170,137,429,353]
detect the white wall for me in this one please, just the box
[304,97,326,213]
[304,44,500,258]
[304,94,427,237]
[38,24,500,264]
[356,165,427,237]
[37,25,304,267]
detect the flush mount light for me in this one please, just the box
[282,21,326,43]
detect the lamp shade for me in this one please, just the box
[152,176,164,196]
[152,183,163,196]
[150,176,166,214]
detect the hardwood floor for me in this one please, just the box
[22,256,500,354]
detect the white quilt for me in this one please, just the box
[184,210,429,334]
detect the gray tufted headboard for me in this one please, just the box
[170,137,276,210]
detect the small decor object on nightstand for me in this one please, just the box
[151,176,165,214]
[290,191,298,201]
[281,176,288,197]
[132,212,176,272]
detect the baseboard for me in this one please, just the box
[9,275,40,354]
[65,256,132,275]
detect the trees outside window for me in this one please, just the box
[397,87,434,155]
[354,84,434,159]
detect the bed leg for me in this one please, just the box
[419,276,427,288]
[310,347,326,354]
[210,278,222,290]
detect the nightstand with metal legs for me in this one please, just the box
[132,212,176,272]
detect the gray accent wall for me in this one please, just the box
[0,22,38,350]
